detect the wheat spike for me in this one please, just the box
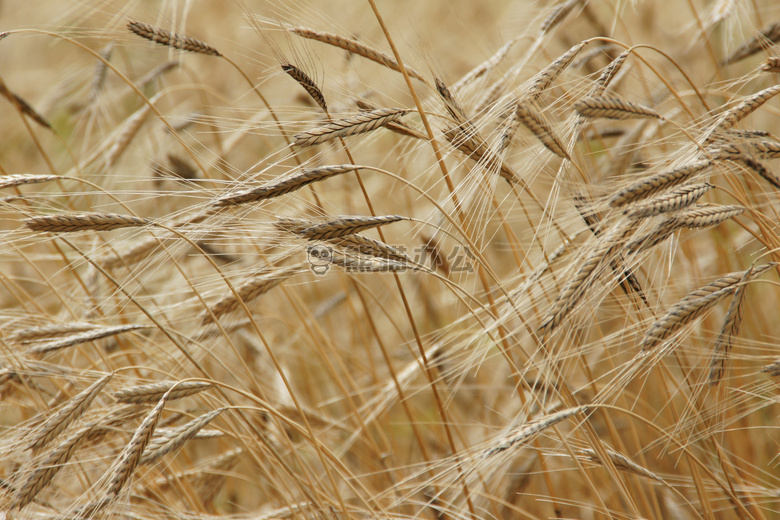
[85,405,148,443]
[27,373,113,451]
[289,26,425,81]
[763,359,780,376]
[140,409,225,465]
[514,103,570,159]
[282,63,327,112]
[763,56,780,73]
[574,193,648,305]
[452,36,521,92]
[202,266,298,324]
[444,124,522,184]
[356,98,427,140]
[113,380,213,404]
[641,264,774,350]
[540,0,584,34]
[273,216,311,234]
[86,42,113,105]
[575,96,661,120]
[0,76,51,129]
[609,160,713,207]
[671,203,745,228]
[329,233,411,263]
[716,84,780,131]
[589,51,630,96]
[626,204,744,253]
[745,139,780,158]
[708,268,752,384]
[626,183,713,219]
[294,107,409,146]
[8,322,99,343]
[11,424,96,510]
[127,20,221,56]
[164,153,198,181]
[484,406,588,458]
[435,77,469,123]
[0,174,60,190]
[526,41,587,100]
[581,448,667,484]
[24,212,149,233]
[105,393,168,499]
[136,60,179,88]
[297,215,406,240]
[105,103,152,167]
[420,234,451,275]
[539,225,632,336]
[722,22,780,65]
[27,324,149,355]
[728,154,780,189]
[214,165,362,206]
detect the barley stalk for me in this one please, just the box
[112,381,213,404]
[294,107,410,146]
[671,203,745,229]
[24,213,149,233]
[127,20,221,56]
